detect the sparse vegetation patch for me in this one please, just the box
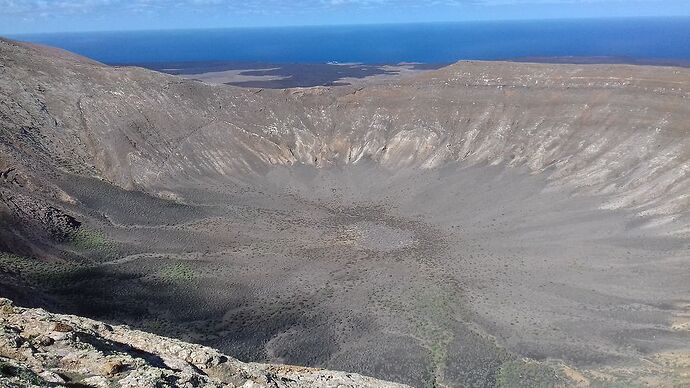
[69,227,115,252]
[157,262,198,286]
[0,252,77,286]
[496,359,564,388]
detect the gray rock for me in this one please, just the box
[0,298,408,387]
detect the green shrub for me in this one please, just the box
[0,252,75,285]
[158,262,197,286]
[69,227,114,252]
[496,359,562,388]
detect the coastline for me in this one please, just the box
[131,56,690,89]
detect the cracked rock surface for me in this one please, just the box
[0,298,407,388]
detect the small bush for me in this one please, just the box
[158,262,197,286]
[496,359,562,388]
[69,227,115,253]
[0,252,75,286]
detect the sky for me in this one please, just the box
[2,0,690,35]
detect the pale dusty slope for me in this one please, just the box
[3,38,690,225]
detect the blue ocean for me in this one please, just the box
[10,17,690,65]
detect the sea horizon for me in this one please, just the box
[7,17,690,66]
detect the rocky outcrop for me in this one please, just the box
[0,191,81,241]
[0,298,406,387]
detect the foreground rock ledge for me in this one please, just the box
[0,299,407,388]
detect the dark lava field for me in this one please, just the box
[1,38,689,387]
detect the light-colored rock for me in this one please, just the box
[0,298,408,387]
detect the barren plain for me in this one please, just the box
[1,38,689,387]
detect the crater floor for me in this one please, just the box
[32,163,688,387]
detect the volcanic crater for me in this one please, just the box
[1,38,689,387]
